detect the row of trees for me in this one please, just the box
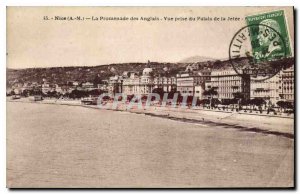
[150,88,294,113]
[8,89,106,99]
[8,89,43,96]
[65,89,105,99]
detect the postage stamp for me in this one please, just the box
[229,10,292,81]
[245,10,292,61]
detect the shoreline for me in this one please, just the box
[7,98,294,139]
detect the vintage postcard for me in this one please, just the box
[6,7,294,188]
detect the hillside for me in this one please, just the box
[7,62,187,87]
[7,57,294,88]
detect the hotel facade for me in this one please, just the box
[279,66,294,102]
[250,74,281,104]
[106,64,294,105]
[114,68,176,96]
[210,70,251,101]
[176,70,211,99]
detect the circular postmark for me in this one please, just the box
[229,24,287,81]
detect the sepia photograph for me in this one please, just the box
[6,6,294,188]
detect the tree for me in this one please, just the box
[141,95,148,101]
[127,94,135,102]
[30,89,43,96]
[88,89,104,96]
[250,98,265,107]
[63,92,70,98]
[198,99,210,107]
[241,99,251,111]
[10,90,15,96]
[203,88,218,98]
[46,91,58,98]
[233,92,244,99]
[186,96,195,105]
[93,74,103,85]
[277,101,294,112]
[250,98,266,112]
[203,88,218,108]
[52,91,58,98]
[176,94,184,104]
[211,98,221,107]
[233,92,245,110]
[21,89,30,97]
[167,89,177,99]
[152,88,165,99]
[69,89,89,99]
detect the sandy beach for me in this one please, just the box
[7,101,294,188]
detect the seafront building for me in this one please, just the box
[250,74,281,104]
[176,72,194,96]
[42,81,56,94]
[139,68,155,95]
[108,75,123,95]
[7,62,295,106]
[19,82,40,92]
[176,70,211,99]
[11,83,23,94]
[97,82,108,91]
[121,68,176,96]
[108,65,293,105]
[210,69,251,101]
[122,72,141,95]
[153,76,176,92]
[248,66,294,104]
[279,66,294,103]
[81,82,94,89]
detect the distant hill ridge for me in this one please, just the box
[179,55,216,63]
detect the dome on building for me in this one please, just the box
[143,68,153,75]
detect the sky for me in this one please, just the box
[6,6,294,69]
